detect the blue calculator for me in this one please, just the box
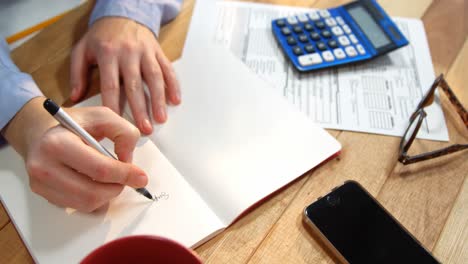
[271,0,409,72]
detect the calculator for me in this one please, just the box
[271,0,409,72]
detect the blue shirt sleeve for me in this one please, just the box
[89,0,183,37]
[0,38,43,133]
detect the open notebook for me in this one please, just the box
[0,45,341,263]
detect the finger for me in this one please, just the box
[120,52,153,134]
[155,45,181,105]
[141,50,167,123]
[47,118,147,187]
[70,41,88,102]
[60,139,148,188]
[31,162,123,212]
[70,107,141,162]
[97,50,121,115]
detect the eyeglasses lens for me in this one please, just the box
[403,113,422,147]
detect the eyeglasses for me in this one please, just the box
[398,74,468,165]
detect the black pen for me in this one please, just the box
[43,98,155,201]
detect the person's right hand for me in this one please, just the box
[3,97,148,212]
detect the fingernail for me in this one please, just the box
[143,119,152,133]
[138,119,152,135]
[175,89,181,104]
[121,152,133,163]
[70,88,77,100]
[157,107,166,122]
[126,155,133,163]
[136,174,148,187]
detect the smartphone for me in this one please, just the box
[303,180,440,264]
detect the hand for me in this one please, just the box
[3,97,148,212]
[70,17,181,135]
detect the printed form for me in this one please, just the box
[185,1,449,141]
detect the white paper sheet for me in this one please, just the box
[184,1,449,141]
[152,44,341,224]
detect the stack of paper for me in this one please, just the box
[183,1,449,141]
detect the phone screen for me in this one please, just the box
[304,181,439,264]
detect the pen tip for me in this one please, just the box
[143,193,154,201]
[137,188,154,201]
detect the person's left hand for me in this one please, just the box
[69,17,181,135]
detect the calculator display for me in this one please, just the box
[347,6,391,49]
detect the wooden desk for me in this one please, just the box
[1,0,466,263]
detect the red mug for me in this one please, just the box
[81,235,203,264]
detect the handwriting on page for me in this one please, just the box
[154,192,170,202]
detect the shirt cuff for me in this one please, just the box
[90,0,167,37]
[0,73,43,132]
[0,37,43,133]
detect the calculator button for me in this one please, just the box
[336,16,345,25]
[287,16,299,25]
[292,46,304,55]
[297,13,309,23]
[287,36,297,45]
[293,26,303,33]
[298,53,323,66]
[338,36,350,46]
[304,23,314,31]
[328,39,338,49]
[349,34,359,44]
[321,30,332,38]
[310,32,321,40]
[308,12,320,21]
[298,34,309,43]
[325,18,337,27]
[333,48,346,59]
[281,27,292,36]
[322,51,335,62]
[315,21,326,29]
[331,26,344,36]
[356,44,366,55]
[342,24,352,34]
[316,41,327,51]
[319,10,331,18]
[276,19,286,27]
[304,44,316,53]
[345,46,358,57]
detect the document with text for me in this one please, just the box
[184,1,449,141]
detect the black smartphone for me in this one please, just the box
[303,180,440,264]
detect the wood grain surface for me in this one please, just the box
[1,0,466,263]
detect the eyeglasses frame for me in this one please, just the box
[398,74,468,165]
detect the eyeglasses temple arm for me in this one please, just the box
[401,144,468,164]
[440,78,468,126]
